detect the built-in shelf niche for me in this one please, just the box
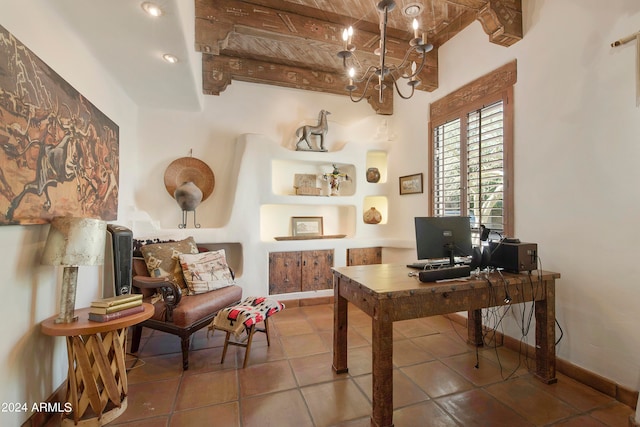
[260,204,356,241]
[366,150,388,184]
[363,196,388,224]
[271,159,356,197]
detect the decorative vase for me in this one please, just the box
[174,181,203,211]
[366,167,381,183]
[363,207,382,224]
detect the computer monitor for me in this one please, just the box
[414,216,472,266]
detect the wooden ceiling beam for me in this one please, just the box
[195,0,416,61]
[194,0,520,114]
[476,0,523,47]
[202,54,394,114]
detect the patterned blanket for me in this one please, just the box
[211,296,284,338]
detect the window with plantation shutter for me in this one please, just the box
[466,100,505,232]
[432,118,462,218]
[429,61,516,243]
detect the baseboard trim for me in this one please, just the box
[447,312,638,411]
[20,382,65,427]
[282,296,334,307]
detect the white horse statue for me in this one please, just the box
[295,110,330,151]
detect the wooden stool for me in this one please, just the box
[210,297,284,368]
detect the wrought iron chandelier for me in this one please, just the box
[337,0,433,104]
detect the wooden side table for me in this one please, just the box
[41,303,153,426]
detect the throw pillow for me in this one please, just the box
[140,236,198,293]
[133,238,176,257]
[179,249,234,295]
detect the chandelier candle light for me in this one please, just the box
[337,0,433,103]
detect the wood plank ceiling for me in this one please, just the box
[195,0,522,114]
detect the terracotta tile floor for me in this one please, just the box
[104,303,634,427]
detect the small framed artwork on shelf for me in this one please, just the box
[294,174,321,196]
[399,173,423,195]
[292,216,323,237]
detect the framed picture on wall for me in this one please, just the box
[399,173,423,195]
[292,216,323,237]
[0,24,119,225]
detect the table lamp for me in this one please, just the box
[41,217,107,323]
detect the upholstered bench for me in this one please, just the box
[209,296,284,368]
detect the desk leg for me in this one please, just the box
[333,276,348,374]
[535,278,557,384]
[371,306,394,427]
[467,309,483,346]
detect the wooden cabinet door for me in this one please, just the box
[269,251,302,294]
[301,250,334,291]
[347,247,382,266]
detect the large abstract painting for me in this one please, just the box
[0,24,119,225]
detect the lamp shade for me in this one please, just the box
[41,217,107,266]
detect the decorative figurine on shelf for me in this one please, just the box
[322,164,349,196]
[295,110,330,151]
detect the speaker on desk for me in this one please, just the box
[470,246,491,270]
[103,224,133,298]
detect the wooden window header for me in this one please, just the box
[430,60,517,123]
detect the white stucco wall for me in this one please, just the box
[128,0,640,397]
[0,2,139,425]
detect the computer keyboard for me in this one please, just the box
[407,261,441,269]
[407,257,471,270]
[418,265,471,282]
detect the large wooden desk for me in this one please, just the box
[332,264,560,427]
[41,303,153,426]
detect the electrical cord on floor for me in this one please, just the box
[125,352,146,372]
[463,259,565,382]
[444,264,562,381]
[481,271,537,381]
[468,272,512,373]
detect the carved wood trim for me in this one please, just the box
[476,0,523,47]
[201,53,398,113]
[194,0,443,114]
[195,0,411,61]
[430,59,517,122]
[202,53,341,94]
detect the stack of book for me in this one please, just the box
[89,293,144,322]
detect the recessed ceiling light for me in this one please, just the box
[141,2,163,17]
[403,3,422,17]
[162,53,178,64]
